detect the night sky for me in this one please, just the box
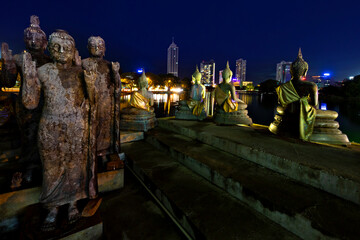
[1,0,360,84]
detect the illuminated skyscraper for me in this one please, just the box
[200,59,215,85]
[167,38,179,77]
[235,58,246,87]
[276,61,292,83]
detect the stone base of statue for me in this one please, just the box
[175,101,206,121]
[120,108,157,132]
[269,106,298,137]
[213,103,253,125]
[16,203,102,240]
[309,109,350,146]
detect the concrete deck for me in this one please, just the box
[123,141,299,240]
[145,127,360,240]
[158,118,360,205]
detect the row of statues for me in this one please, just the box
[176,50,349,145]
[0,13,350,234]
[0,16,124,231]
[176,62,253,125]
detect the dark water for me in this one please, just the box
[145,91,360,143]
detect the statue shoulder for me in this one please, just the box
[81,58,91,67]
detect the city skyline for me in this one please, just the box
[1,1,360,85]
[167,38,179,77]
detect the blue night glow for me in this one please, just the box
[323,73,330,77]
[137,68,143,73]
[320,103,327,111]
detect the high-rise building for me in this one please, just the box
[235,58,246,87]
[200,60,215,85]
[167,38,179,77]
[276,61,292,83]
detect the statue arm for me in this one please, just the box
[22,52,41,109]
[84,70,96,105]
[111,62,121,98]
[310,84,319,108]
[230,84,244,103]
[0,43,18,88]
[111,62,121,153]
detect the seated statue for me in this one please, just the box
[120,71,157,131]
[22,30,95,230]
[213,62,252,125]
[175,66,207,120]
[0,15,51,185]
[269,49,349,145]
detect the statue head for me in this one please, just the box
[138,71,148,90]
[222,61,233,83]
[48,30,76,65]
[87,36,106,58]
[192,65,202,84]
[23,15,47,51]
[290,48,308,80]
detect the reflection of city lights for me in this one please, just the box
[321,103,327,110]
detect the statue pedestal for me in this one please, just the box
[120,108,157,132]
[213,104,252,125]
[309,109,350,146]
[17,203,102,240]
[175,103,206,121]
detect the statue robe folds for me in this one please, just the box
[130,92,151,112]
[273,81,316,141]
[215,86,238,112]
[187,99,205,117]
[23,63,92,208]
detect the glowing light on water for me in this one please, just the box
[321,103,327,110]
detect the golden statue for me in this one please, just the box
[175,66,207,120]
[213,62,252,125]
[269,49,349,145]
[120,71,157,131]
[129,71,154,112]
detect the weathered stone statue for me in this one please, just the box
[82,36,121,168]
[213,62,252,125]
[269,49,349,145]
[175,66,207,120]
[0,15,51,183]
[22,30,94,230]
[120,71,157,131]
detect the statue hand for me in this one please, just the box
[84,70,97,83]
[74,50,82,66]
[1,42,16,72]
[111,62,120,73]
[22,52,37,79]
[1,42,13,62]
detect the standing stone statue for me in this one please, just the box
[120,71,157,131]
[82,36,121,172]
[269,49,349,145]
[214,61,252,125]
[0,15,51,184]
[175,66,207,120]
[22,30,93,230]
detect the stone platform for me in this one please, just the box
[120,131,144,143]
[158,118,360,205]
[122,118,360,240]
[0,169,124,232]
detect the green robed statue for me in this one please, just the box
[269,49,317,140]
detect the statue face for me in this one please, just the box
[88,40,105,58]
[24,30,47,51]
[48,37,75,64]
